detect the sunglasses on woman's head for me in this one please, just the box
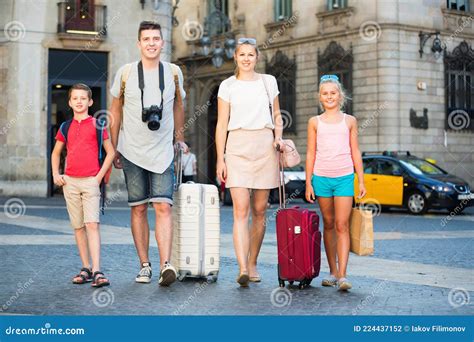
[320,74,339,82]
[237,37,257,45]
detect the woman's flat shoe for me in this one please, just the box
[249,276,261,283]
[236,273,249,287]
[337,278,352,291]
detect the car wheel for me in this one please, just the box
[406,191,428,215]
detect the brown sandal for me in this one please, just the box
[91,271,110,288]
[72,267,92,284]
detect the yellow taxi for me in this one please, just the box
[354,151,474,214]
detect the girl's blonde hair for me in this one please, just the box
[234,40,259,78]
[318,78,350,112]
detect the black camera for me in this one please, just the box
[142,105,162,131]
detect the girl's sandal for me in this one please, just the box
[91,271,110,288]
[249,275,261,283]
[72,268,93,284]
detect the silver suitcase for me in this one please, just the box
[171,149,220,282]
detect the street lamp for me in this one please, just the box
[224,38,236,59]
[200,35,235,68]
[419,31,444,59]
[200,36,212,56]
[198,0,236,68]
[212,47,224,68]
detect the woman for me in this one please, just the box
[215,38,282,287]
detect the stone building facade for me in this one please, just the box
[0,0,175,197]
[171,0,474,186]
[1,0,473,198]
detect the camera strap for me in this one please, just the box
[137,61,165,111]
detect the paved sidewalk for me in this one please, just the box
[0,197,473,315]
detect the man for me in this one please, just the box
[181,142,197,183]
[109,21,186,286]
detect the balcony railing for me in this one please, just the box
[57,2,107,36]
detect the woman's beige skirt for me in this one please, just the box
[225,128,279,189]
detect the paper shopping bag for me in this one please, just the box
[349,208,374,256]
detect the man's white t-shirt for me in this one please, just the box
[110,61,186,173]
[217,74,279,131]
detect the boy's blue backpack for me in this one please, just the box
[59,117,109,214]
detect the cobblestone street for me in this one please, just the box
[0,197,473,316]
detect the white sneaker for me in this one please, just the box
[135,262,152,283]
[159,261,177,286]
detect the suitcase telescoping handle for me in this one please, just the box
[174,144,184,191]
[276,145,286,209]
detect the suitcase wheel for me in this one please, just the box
[278,280,285,288]
[207,275,218,283]
[298,279,312,289]
[177,273,187,281]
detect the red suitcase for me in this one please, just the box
[275,153,322,289]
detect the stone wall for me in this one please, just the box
[0,0,174,197]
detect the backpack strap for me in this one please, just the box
[119,63,133,129]
[94,117,108,215]
[95,118,106,165]
[170,63,182,104]
[59,119,73,144]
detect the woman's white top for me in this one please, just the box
[217,74,280,131]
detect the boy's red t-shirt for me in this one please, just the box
[55,116,109,177]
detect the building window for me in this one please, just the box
[327,0,347,10]
[274,0,292,21]
[206,0,229,36]
[208,0,228,16]
[266,51,297,133]
[318,41,353,115]
[446,0,470,11]
[58,0,107,35]
[444,41,474,131]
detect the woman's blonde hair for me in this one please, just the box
[317,78,350,112]
[234,40,259,78]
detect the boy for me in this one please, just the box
[51,83,115,287]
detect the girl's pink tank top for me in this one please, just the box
[313,113,354,177]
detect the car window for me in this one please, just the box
[377,160,402,176]
[399,159,446,175]
[363,159,377,174]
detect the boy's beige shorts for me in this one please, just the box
[63,176,100,229]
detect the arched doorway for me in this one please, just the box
[47,49,108,196]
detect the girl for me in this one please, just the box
[215,38,282,287]
[305,75,366,291]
